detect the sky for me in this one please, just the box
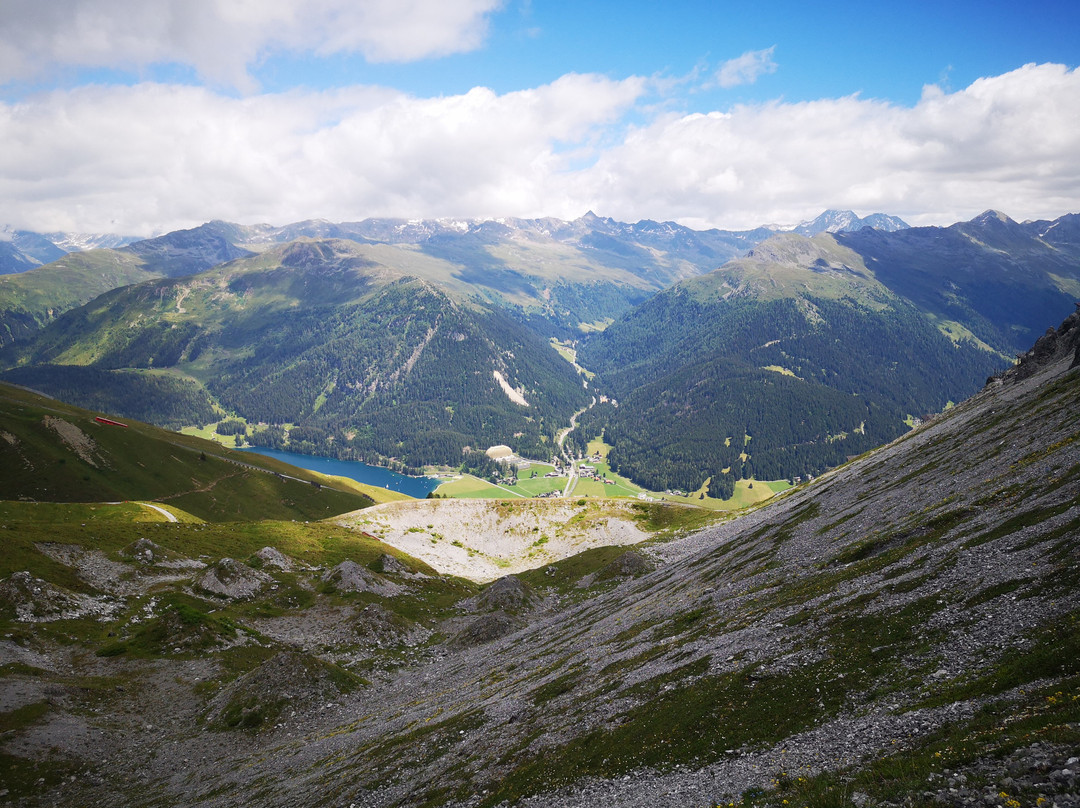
[0,0,1078,237]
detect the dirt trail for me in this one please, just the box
[137,502,178,523]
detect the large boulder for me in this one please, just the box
[254,547,295,571]
[121,538,203,570]
[0,571,83,621]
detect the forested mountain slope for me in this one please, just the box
[577,212,1080,490]
[2,239,589,469]
[577,232,1008,491]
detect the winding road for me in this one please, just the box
[556,396,597,497]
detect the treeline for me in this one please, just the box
[574,295,1006,493]
[205,287,587,467]
[5,274,590,470]
[0,364,218,430]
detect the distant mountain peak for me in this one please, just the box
[792,209,909,237]
[972,209,1017,226]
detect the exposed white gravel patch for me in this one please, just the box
[336,498,651,582]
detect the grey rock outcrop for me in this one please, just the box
[196,558,273,600]
[462,574,538,613]
[321,561,401,597]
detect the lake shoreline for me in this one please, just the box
[238,447,440,498]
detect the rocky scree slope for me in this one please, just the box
[1,314,1079,807]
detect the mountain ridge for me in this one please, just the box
[573,209,1080,489]
[0,209,907,340]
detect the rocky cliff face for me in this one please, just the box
[1003,306,1080,378]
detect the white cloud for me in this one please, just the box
[0,63,1078,236]
[713,46,778,89]
[0,74,645,234]
[0,0,503,89]
[575,62,1080,229]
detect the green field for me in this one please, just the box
[512,463,568,497]
[658,477,792,510]
[549,339,577,364]
[571,475,640,498]
[180,422,247,447]
[569,447,643,497]
[434,474,522,499]
[434,464,572,500]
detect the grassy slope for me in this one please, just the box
[687,232,895,308]
[0,250,155,345]
[0,508,435,584]
[0,382,378,521]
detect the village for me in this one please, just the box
[429,434,790,509]
[480,443,649,500]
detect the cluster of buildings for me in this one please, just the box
[577,463,616,485]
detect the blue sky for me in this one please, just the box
[1,0,1078,235]
[247,1,1079,106]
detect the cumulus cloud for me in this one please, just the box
[0,63,1078,235]
[0,0,502,89]
[576,62,1080,229]
[0,74,645,234]
[712,46,778,89]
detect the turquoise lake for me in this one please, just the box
[239,447,440,499]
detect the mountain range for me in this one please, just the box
[1,207,1076,493]
[0,208,906,277]
[0,209,907,345]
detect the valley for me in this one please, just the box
[0,265,1076,808]
[5,7,1079,807]
[4,209,1076,500]
[0,209,1078,808]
